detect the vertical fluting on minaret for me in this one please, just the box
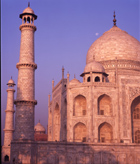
[2,78,15,162]
[14,5,37,140]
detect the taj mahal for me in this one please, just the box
[2,3,140,164]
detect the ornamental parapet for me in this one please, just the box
[16,63,37,69]
[19,24,37,31]
[14,100,37,105]
[100,60,140,71]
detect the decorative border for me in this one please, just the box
[16,63,37,69]
[19,24,36,31]
[100,60,140,71]
[14,100,37,105]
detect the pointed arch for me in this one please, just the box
[134,130,140,143]
[27,17,30,23]
[54,103,60,141]
[73,122,87,142]
[95,76,100,82]
[73,95,86,116]
[98,94,112,116]
[131,95,140,143]
[98,122,113,143]
[4,155,9,161]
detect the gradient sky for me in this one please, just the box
[1,0,140,145]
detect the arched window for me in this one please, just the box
[87,76,90,82]
[131,96,140,143]
[98,94,112,116]
[133,108,140,119]
[73,95,86,116]
[31,18,33,24]
[27,17,30,23]
[95,76,100,82]
[54,103,60,141]
[74,123,87,142]
[24,17,26,23]
[64,98,67,118]
[135,130,140,143]
[98,122,113,143]
[4,155,9,161]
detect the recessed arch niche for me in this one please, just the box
[73,95,86,116]
[98,122,113,143]
[98,94,112,116]
[73,122,87,142]
[54,103,60,141]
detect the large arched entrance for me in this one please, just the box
[131,96,140,143]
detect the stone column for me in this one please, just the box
[2,78,15,162]
[14,8,37,140]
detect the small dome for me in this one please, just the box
[84,61,105,73]
[86,26,140,63]
[7,78,15,86]
[23,7,34,14]
[70,78,80,84]
[34,122,45,133]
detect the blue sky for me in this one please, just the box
[1,0,140,145]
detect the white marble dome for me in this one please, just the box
[84,61,105,73]
[23,7,34,14]
[70,78,81,84]
[34,122,45,133]
[86,26,140,63]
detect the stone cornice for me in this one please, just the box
[3,129,14,132]
[14,100,37,105]
[68,82,116,89]
[6,89,15,92]
[19,24,36,31]
[16,63,37,69]
[5,109,15,113]
[100,60,140,71]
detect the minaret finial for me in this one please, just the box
[11,76,12,79]
[28,2,30,7]
[113,11,117,26]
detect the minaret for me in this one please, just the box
[2,77,15,162]
[14,4,37,140]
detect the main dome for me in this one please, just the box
[86,26,140,64]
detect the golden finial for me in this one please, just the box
[113,11,117,26]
